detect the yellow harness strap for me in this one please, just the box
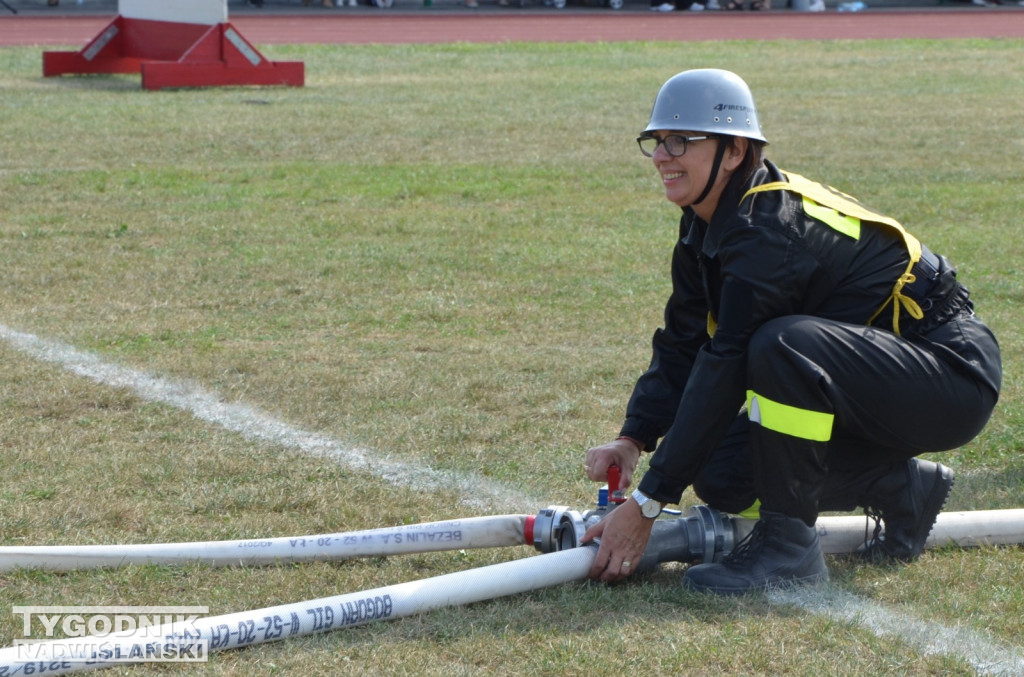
[743,171,924,335]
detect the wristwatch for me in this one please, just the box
[631,489,662,519]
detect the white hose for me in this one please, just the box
[0,546,597,675]
[813,508,1024,554]
[6,508,1024,674]
[0,515,529,572]
[9,508,1023,573]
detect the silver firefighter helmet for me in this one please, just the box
[643,69,767,143]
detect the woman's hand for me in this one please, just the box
[584,438,642,489]
[582,498,655,582]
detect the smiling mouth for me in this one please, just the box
[662,171,684,181]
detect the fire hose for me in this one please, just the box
[3,480,1024,674]
[0,515,531,572]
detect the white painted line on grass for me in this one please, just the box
[4,323,1022,674]
[769,586,1024,676]
[0,324,536,514]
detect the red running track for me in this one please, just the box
[1,9,1023,46]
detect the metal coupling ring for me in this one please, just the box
[531,506,585,553]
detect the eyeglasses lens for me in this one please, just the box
[638,135,687,158]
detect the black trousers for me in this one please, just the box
[691,311,1001,525]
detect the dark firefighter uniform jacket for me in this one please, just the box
[626,160,1000,505]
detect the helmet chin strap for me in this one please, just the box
[692,137,728,207]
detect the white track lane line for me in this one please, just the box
[768,586,1024,676]
[0,324,535,514]
[4,323,1023,674]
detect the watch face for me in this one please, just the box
[640,498,661,518]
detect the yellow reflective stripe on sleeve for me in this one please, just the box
[746,389,834,442]
[707,312,717,338]
[801,196,861,241]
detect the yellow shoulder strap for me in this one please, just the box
[743,171,924,335]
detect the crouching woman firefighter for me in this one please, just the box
[582,69,1001,594]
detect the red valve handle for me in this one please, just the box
[608,464,626,504]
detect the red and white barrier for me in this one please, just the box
[42,0,303,90]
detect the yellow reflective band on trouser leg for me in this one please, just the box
[746,390,834,442]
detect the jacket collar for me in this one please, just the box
[682,160,777,257]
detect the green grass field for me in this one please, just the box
[1,38,1023,675]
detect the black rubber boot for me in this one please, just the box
[683,511,829,595]
[859,458,954,563]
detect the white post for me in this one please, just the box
[118,0,227,25]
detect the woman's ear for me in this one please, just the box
[723,137,749,171]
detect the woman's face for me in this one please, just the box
[648,130,720,209]
[647,131,746,221]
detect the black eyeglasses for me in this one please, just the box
[637,134,713,158]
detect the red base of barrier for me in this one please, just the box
[42,16,304,90]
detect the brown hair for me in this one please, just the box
[727,136,767,183]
